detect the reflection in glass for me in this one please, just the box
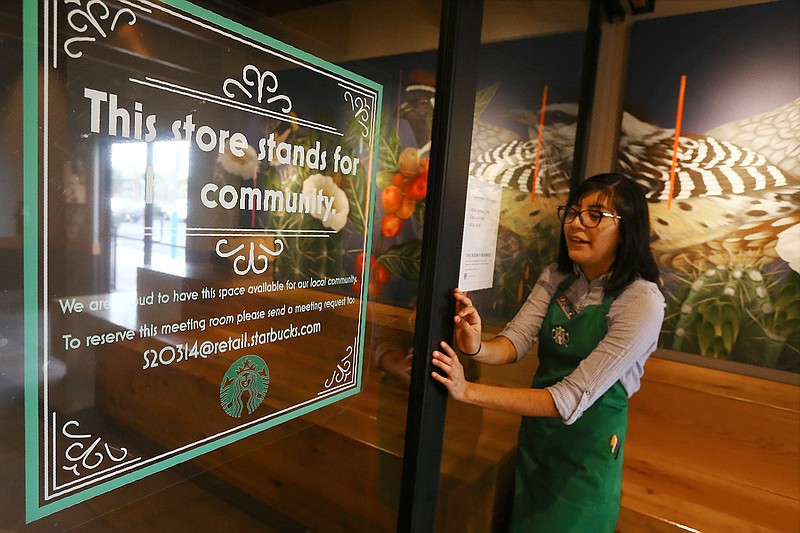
[109,140,189,291]
[32,0,385,523]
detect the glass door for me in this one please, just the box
[430,2,592,531]
[1,1,440,531]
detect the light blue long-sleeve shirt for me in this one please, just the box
[498,263,665,425]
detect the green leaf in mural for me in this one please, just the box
[377,240,422,282]
[343,169,367,235]
[695,296,741,359]
[733,315,786,368]
[376,170,396,190]
[378,115,402,171]
[769,270,800,338]
[342,115,367,154]
[413,198,426,224]
[474,83,499,120]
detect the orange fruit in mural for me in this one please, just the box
[381,213,403,238]
[381,185,404,213]
[396,197,416,220]
[405,175,427,201]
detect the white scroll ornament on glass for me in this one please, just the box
[62,419,130,477]
[343,90,371,138]
[223,64,293,112]
[215,238,285,276]
[63,0,137,59]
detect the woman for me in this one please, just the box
[431,173,665,532]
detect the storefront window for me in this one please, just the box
[110,140,190,290]
[1,1,433,530]
[2,1,795,532]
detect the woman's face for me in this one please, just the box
[563,191,620,280]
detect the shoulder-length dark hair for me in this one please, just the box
[556,172,660,294]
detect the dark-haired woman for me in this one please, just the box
[431,173,665,532]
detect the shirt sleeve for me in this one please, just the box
[497,264,564,361]
[546,279,665,425]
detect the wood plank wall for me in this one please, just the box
[619,356,800,533]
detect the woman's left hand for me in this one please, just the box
[431,341,469,401]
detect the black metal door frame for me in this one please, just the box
[397,0,605,530]
[396,1,484,531]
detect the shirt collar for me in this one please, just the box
[572,264,612,287]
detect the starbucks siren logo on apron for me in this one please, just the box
[551,325,570,346]
[220,355,270,417]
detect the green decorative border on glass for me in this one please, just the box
[23,0,381,522]
[22,0,41,524]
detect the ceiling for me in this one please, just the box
[203,0,777,61]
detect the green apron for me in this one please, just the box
[510,274,628,532]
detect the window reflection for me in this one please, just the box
[109,140,190,291]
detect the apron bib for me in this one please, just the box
[510,275,628,532]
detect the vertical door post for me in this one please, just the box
[397,0,484,531]
[571,0,604,185]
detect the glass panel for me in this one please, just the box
[0,1,435,532]
[436,2,798,532]
[436,2,591,531]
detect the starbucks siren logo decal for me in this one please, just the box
[220,355,270,418]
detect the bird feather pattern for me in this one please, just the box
[469,102,800,272]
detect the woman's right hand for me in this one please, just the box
[453,288,482,354]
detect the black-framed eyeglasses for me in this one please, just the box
[557,206,621,228]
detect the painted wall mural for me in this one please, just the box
[363,1,798,375]
[624,1,799,372]
[359,34,586,318]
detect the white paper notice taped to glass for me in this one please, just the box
[458,177,503,291]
